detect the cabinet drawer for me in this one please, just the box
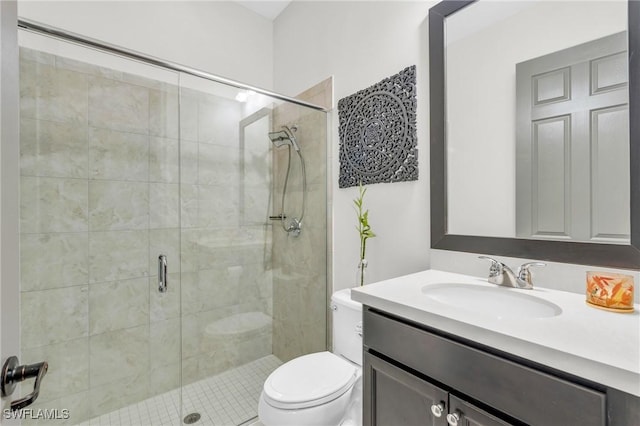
[364,308,606,426]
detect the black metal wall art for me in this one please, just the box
[338,65,418,188]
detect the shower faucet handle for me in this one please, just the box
[286,217,302,237]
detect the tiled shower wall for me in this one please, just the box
[271,80,330,362]
[18,47,274,424]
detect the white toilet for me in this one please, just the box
[258,288,363,426]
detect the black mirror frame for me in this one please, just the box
[429,0,640,269]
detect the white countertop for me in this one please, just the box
[351,269,640,397]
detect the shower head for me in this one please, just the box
[268,126,301,152]
[269,131,292,147]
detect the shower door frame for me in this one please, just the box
[0,1,21,416]
[16,19,325,112]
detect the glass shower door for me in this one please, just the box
[177,74,277,425]
[177,73,328,425]
[18,30,183,425]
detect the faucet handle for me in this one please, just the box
[478,256,504,277]
[517,262,546,284]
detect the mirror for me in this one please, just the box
[429,0,640,268]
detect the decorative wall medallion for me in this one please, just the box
[338,65,418,188]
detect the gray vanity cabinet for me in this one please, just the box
[362,307,613,426]
[365,351,512,426]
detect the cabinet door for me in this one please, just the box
[448,395,515,426]
[364,352,448,426]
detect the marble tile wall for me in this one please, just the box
[271,81,330,362]
[19,47,275,424]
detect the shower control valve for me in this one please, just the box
[285,218,302,237]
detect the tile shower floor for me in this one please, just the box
[79,355,282,426]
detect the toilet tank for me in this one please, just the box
[331,289,363,366]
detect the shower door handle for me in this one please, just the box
[1,356,48,411]
[158,254,168,293]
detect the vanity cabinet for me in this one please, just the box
[362,307,620,426]
[365,351,512,426]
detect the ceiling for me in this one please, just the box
[235,1,293,20]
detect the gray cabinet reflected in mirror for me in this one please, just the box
[429,0,640,268]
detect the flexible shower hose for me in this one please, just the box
[279,145,307,234]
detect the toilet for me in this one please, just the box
[258,288,363,426]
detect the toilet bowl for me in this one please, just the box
[258,289,363,426]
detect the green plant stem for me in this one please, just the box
[361,236,366,261]
[354,182,375,286]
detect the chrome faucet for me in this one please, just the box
[478,256,545,290]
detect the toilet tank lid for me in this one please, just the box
[263,351,357,410]
[331,289,362,311]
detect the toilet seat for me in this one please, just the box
[263,351,357,410]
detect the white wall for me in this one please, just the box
[273,1,434,290]
[18,1,274,90]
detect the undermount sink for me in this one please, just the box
[421,283,562,319]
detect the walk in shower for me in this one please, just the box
[17,21,328,425]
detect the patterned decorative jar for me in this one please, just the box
[586,271,634,313]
